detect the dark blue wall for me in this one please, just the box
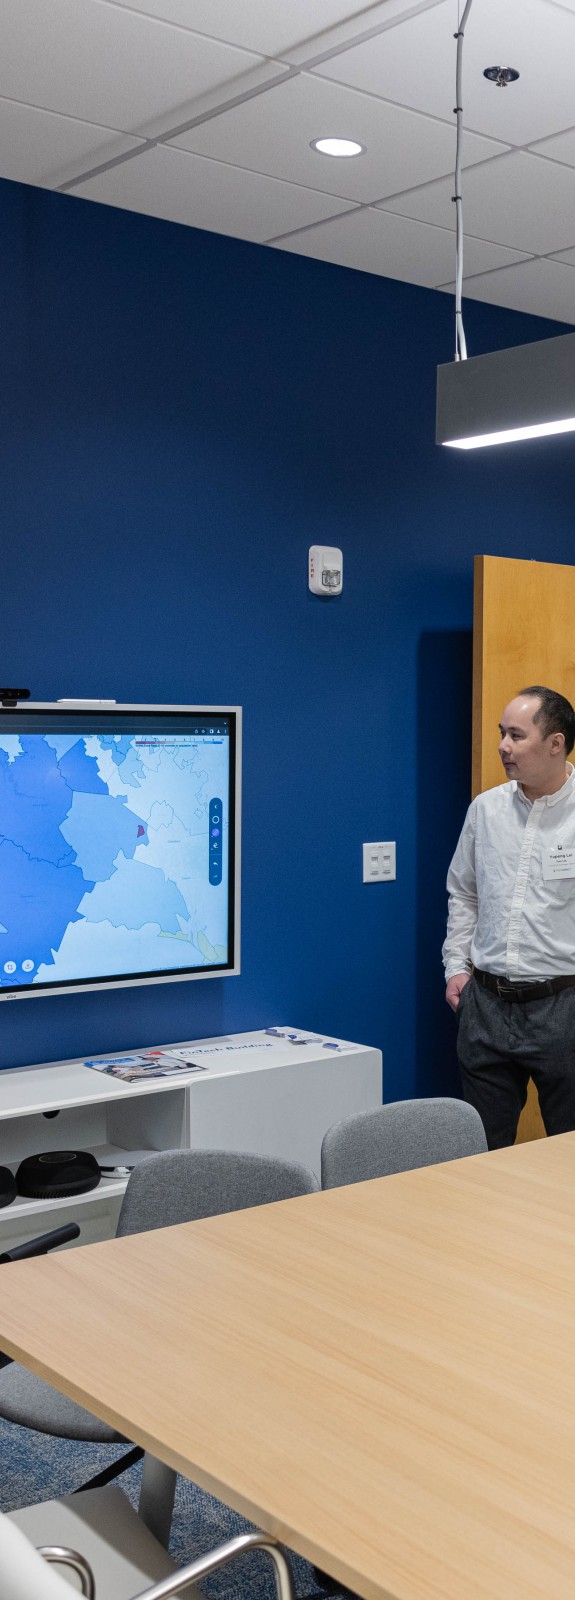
[1,177,574,1097]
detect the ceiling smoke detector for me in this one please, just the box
[483,66,520,87]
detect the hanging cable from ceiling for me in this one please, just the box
[453,0,474,361]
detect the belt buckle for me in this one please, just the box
[496,977,514,999]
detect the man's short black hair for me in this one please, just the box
[519,685,575,757]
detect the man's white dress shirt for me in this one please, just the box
[443,767,575,982]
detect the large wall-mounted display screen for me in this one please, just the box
[0,703,241,1000]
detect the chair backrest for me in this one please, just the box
[0,1512,75,1600]
[321,1097,487,1189]
[117,1148,319,1236]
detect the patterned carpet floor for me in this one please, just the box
[0,1417,357,1599]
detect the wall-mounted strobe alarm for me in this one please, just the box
[309,546,343,596]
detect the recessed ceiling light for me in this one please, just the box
[310,137,365,158]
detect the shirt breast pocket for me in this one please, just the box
[542,844,575,885]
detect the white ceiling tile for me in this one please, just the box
[0,0,571,324]
[0,98,143,188]
[528,128,575,167]
[284,0,448,69]
[170,73,508,205]
[450,257,575,324]
[125,62,290,147]
[316,0,575,147]
[100,0,394,59]
[0,0,271,135]
[68,144,356,240]
[379,152,575,255]
[273,207,529,287]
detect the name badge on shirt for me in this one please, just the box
[543,846,575,880]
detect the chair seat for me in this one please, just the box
[9,1486,183,1599]
[0,1366,126,1443]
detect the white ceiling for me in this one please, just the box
[2,0,575,323]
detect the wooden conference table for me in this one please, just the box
[2,1136,575,1600]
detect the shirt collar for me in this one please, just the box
[513,763,575,809]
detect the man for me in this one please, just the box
[443,685,575,1148]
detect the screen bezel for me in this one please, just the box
[0,702,242,1002]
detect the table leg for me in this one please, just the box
[138,1455,177,1547]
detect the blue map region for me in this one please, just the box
[0,729,225,990]
[81,853,187,931]
[99,736,133,766]
[98,735,145,788]
[60,793,147,883]
[58,742,107,795]
[0,741,74,865]
[0,837,92,979]
[45,736,85,760]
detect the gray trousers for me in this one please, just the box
[456,976,575,1149]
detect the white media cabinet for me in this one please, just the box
[0,1028,382,1253]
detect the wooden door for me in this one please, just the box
[473,554,575,1142]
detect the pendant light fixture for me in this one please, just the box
[435,6,575,449]
[436,330,575,449]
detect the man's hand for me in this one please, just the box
[446,972,471,1012]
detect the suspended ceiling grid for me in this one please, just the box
[2,0,575,322]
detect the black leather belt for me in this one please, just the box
[474,969,575,1003]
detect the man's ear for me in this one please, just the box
[550,731,566,756]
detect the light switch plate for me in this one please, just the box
[363,842,396,882]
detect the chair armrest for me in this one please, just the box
[0,1224,81,1262]
[136,1531,294,1600]
[40,1545,95,1599]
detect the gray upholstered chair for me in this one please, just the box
[0,1149,319,1542]
[321,1097,487,1189]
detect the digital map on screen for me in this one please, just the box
[0,729,229,988]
